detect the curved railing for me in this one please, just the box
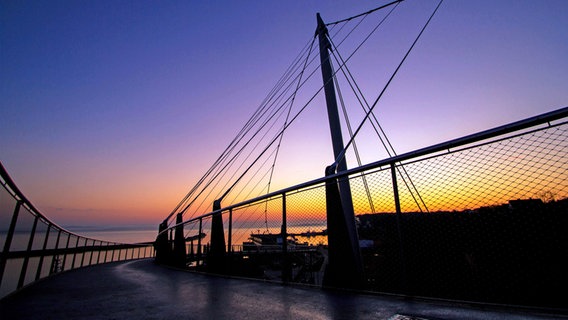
[157,106,568,311]
[0,163,155,299]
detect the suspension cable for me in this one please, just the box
[169,1,440,224]
[325,0,405,26]
[179,37,325,222]
[263,38,316,230]
[169,37,317,223]
[214,38,319,207]
[333,0,444,169]
[330,57,376,213]
[329,36,429,213]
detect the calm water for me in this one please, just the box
[72,228,158,244]
[1,223,328,248]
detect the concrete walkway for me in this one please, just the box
[0,259,564,320]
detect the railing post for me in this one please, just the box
[61,234,71,271]
[89,239,95,266]
[281,194,291,283]
[197,218,203,267]
[96,241,102,264]
[104,244,109,263]
[80,238,87,267]
[50,229,62,274]
[18,215,39,289]
[390,162,407,292]
[0,200,23,287]
[35,224,52,280]
[228,209,233,253]
[226,208,233,273]
[71,236,80,268]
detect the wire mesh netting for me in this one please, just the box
[352,122,568,307]
[167,117,566,310]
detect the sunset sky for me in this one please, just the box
[1,0,567,228]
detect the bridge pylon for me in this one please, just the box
[173,213,187,267]
[317,13,364,289]
[155,221,170,264]
[208,199,226,273]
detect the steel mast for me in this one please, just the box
[316,13,363,288]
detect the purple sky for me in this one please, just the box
[1,0,567,227]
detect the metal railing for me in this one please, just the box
[159,106,568,310]
[0,163,155,299]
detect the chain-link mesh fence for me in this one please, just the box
[355,122,567,308]
[161,109,567,310]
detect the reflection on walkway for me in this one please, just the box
[0,259,561,320]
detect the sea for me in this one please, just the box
[63,225,158,244]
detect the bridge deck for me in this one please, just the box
[0,259,563,320]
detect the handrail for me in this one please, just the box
[161,106,568,236]
[157,105,568,309]
[0,162,156,299]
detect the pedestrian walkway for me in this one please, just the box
[0,259,563,319]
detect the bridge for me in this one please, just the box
[1,105,567,318]
[1,1,568,319]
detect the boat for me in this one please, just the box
[244,232,312,252]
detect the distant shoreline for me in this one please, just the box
[63,224,157,233]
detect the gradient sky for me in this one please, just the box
[1,0,567,228]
